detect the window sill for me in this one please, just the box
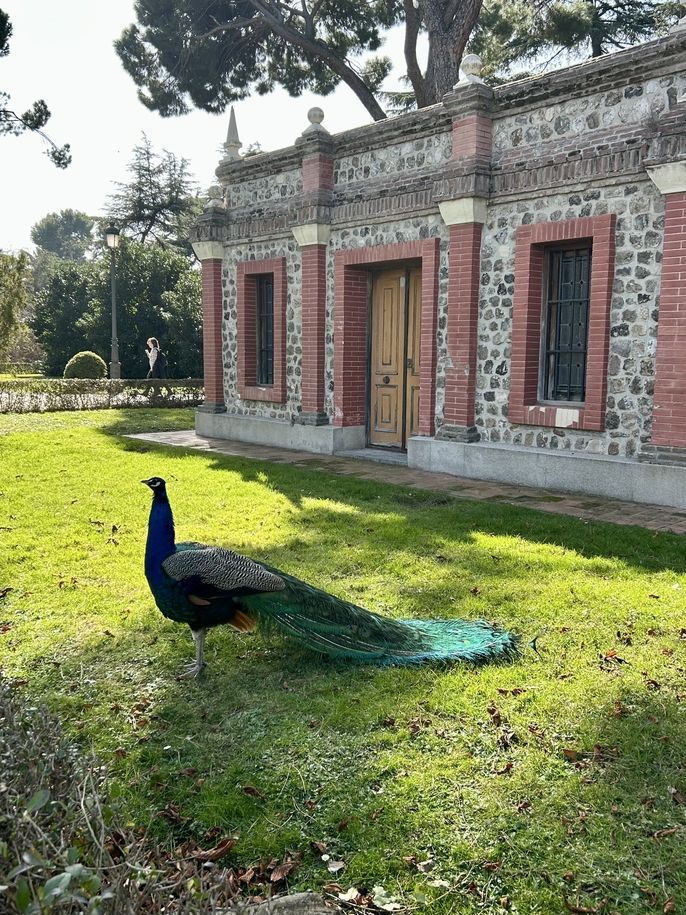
[239,383,286,404]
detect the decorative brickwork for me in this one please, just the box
[303,154,334,192]
[200,258,225,410]
[441,223,483,436]
[300,243,328,420]
[509,214,616,432]
[452,115,493,159]
[237,257,287,404]
[648,191,686,447]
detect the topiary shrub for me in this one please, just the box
[63,351,107,379]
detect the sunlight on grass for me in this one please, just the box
[1,408,685,913]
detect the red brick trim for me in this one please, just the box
[237,257,287,404]
[649,192,686,447]
[452,114,493,159]
[333,239,440,434]
[509,214,616,432]
[443,223,482,428]
[303,154,334,192]
[200,258,225,408]
[300,244,327,415]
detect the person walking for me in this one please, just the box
[146,337,167,379]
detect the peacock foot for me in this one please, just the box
[177,660,207,679]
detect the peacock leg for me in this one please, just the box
[179,628,207,678]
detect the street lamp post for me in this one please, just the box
[105,225,121,380]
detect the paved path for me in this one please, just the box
[127,430,686,534]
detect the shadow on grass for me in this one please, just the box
[104,420,686,579]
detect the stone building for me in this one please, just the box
[191,26,686,509]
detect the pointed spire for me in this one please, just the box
[223,106,241,160]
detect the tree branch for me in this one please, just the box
[402,0,429,108]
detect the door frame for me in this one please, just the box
[365,265,417,452]
[332,239,440,437]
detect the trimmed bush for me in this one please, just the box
[0,378,204,413]
[63,351,107,379]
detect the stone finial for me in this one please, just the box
[222,106,241,160]
[301,106,330,137]
[205,185,225,209]
[456,53,485,86]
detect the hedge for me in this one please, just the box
[0,378,204,414]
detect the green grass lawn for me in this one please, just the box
[1,408,685,913]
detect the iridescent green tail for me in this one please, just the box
[242,569,518,666]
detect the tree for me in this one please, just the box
[0,251,29,356]
[32,240,202,378]
[31,210,95,261]
[116,1,486,122]
[106,135,201,253]
[470,0,681,78]
[0,10,71,167]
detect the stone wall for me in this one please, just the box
[476,181,664,456]
[221,237,302,421]
[198,29,686,461]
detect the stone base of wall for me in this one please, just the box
[408,437,686,510]
[195,410,365,454]
[638,444,686,467]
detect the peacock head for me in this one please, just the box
[142,477,167,497]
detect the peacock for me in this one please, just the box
[142,477,518,676]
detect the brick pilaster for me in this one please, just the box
[440,222,483,439]
[300,243,328,422]
[648,190,686,447]
[200,257,225,411]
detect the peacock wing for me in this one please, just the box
[162,546,285,594]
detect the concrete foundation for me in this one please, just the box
[195,410,365,454]
[408,436,686,511]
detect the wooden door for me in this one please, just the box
[369,267,422,449]
[370,269,405,447]
[405,268,422,442]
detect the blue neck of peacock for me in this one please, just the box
[145,494,176,582]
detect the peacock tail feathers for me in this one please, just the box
[241,568,518,666]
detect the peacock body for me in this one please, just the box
[142,477,518,676]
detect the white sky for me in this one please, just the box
[1,1,422,253]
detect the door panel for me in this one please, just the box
[405,268,422,442]
[370,271,404,447]
[369,266,422,449]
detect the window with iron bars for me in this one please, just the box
[542,246,591,402]
[255,274,274,386]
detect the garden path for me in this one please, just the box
[127,430,686,534]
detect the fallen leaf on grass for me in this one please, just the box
[337,817,355,831]
[327,860,346,874]
[487,703,502,727]
[241,785,264,798]
[496,761,513,776]
[159,803,189,824]
[653,827,680,839]
[664,898,676,913]
[0,587,14,600]
[563,748,580,761]
[470,586,481,595]
[270,858,298,883]
[516,800,532,813]
[178,767,198,777]
[370,807,384,820]
[668,787,686,806]
[0,622,12,633]
[310,841,328,855]
[187,836,237,862]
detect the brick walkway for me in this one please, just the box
[127,430,686,534]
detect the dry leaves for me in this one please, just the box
[186,836,237,862]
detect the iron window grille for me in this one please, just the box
[542,246,592,402]
[255,274,274,386]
